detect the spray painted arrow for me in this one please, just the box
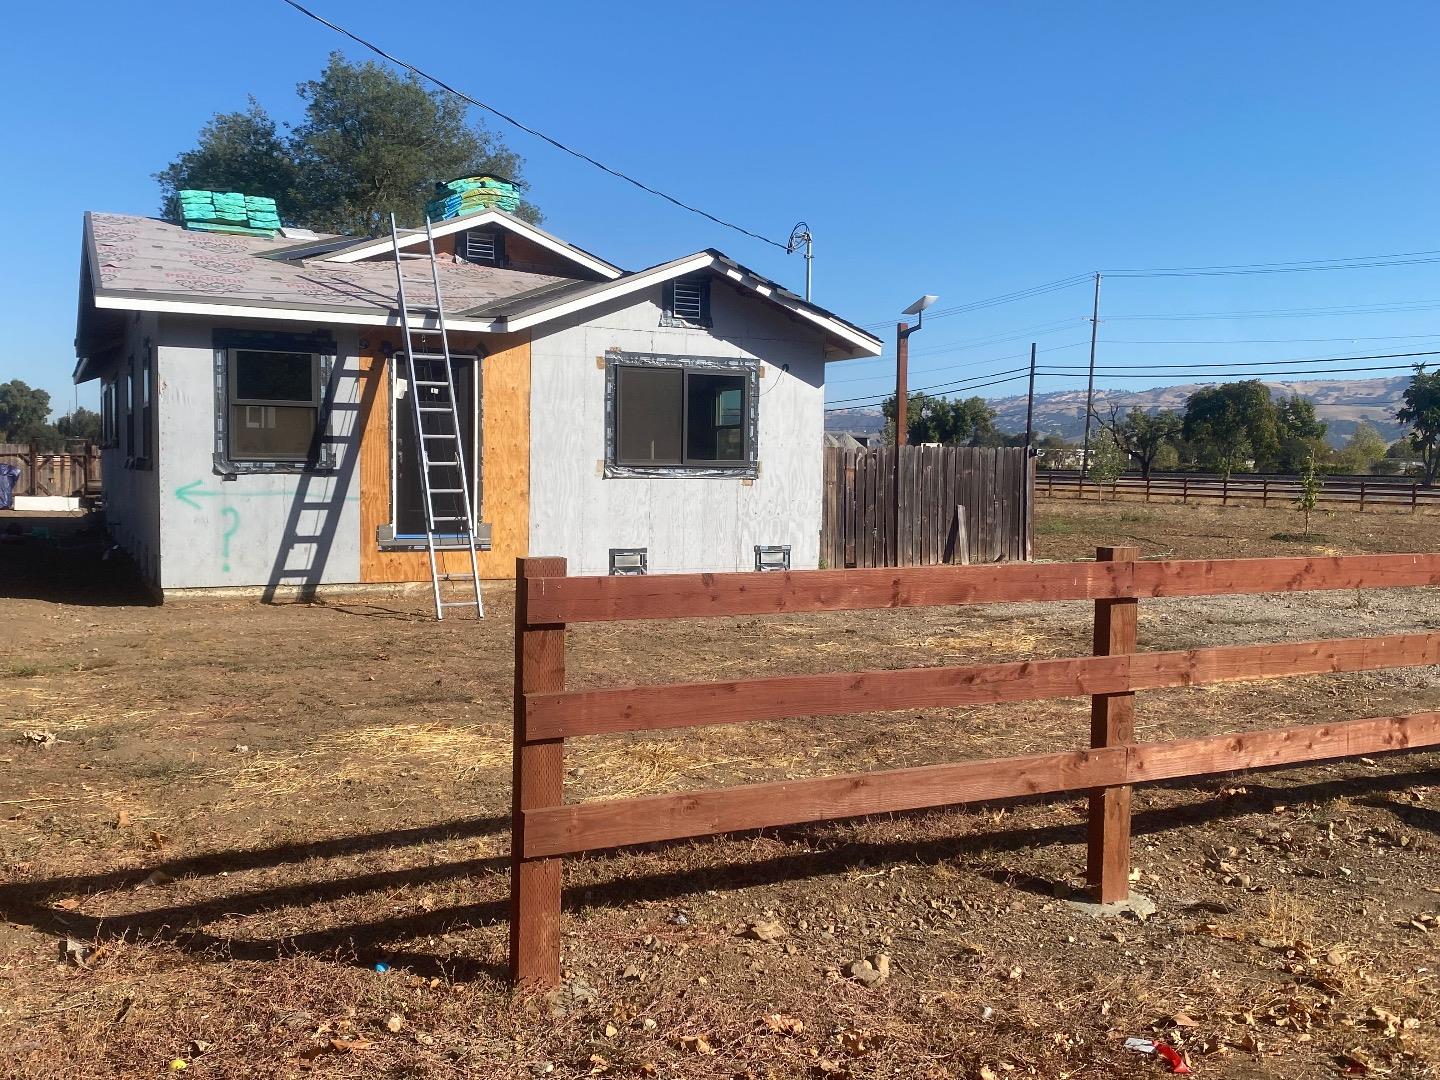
[174,480,359,510]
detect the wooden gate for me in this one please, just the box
[822,445,1033,568]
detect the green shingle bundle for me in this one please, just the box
[425,175,521,222]
[179,190,281,237]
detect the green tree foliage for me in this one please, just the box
[1034,433,1076,470]
[0,380,52,443]
[55,407,102,443]
[1274,394,1328,473]
[1087,433,1128,488]
[1096,406,1182,479]
[154,101,298,225]
[1182,380,1280,473]
[1331,422,1388,475]
[156,54,537,236]
[1397,364,1440,486]
[1296,452,1322,538]
[881,392,999,446]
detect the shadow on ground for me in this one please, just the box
[0,512,155,606]
[1,763,1433,983]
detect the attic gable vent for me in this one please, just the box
[663,277,711,327]
[460,229,505,266]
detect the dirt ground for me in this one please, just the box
[2,500,1439,1079]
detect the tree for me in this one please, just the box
[1331,422,1388,475]
[1087,432,1128,490]
[1396,364,1440,486]
[881,392,999,446]
[1182,381,1280,473]
[156,53,538,235]
[155,101,299,225]
[1274,394,1328,473]
[1034,433,1076,471]
[55,407,102,443]
[1296,452,1322,539]
[1096,406,1182,479]
[0,380,52,442]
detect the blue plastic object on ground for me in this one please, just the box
[0,463,19,509]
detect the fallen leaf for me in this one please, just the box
[115,810,132,829]
[54,898,81,911]
[678,1034,715,1055]
[385,1015,404,1033]
[762,1014,804,1036]
[328,1038,375,1053]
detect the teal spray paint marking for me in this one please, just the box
[220,508,240,573]
[174,480,360,509]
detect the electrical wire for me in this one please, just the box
[276,0,790,249]
[825,370,1031,409]
[857,275,1091,330]
[1042,348,1440,372]
[828,340,1087,388]
[1100,333,1440,346]
[1038,362,1430,379]
[1106,299,1440,321]
[1105,249,1440,277]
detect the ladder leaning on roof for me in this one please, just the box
[389,213,485,620]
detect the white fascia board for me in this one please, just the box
[499,254,717,333]
[714,263,881,357]
[91,292,502,333]
[323,211,622,279]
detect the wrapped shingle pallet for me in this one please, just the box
[425,175,521,221]
[179,190,282,237]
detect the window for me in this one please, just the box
[459,228,505,266]
[607,354,758,475]
[225,349,322,462]
[101,379,117,448]
[661,277,711,328]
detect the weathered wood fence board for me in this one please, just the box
[508,550,1440,984]
[822,446,1033,568]
[0,443,101,498]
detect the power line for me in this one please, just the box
[828,339,1087,387]
[276,0,790,250]
[825,371,1032,412]
[858,275,1091,330]
[826,367,1031,407]
[1038,362,1432,379]
[1100,332,1440,346]
[1106,299,1440,322]
[1043,347,1440,372]
[1105,249,1440,277]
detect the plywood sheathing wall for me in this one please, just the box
[358,331,531,582]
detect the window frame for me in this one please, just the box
[604,351,759,479]
[661,276,713,328]
[458,227,506,267]
[212,329,337,475]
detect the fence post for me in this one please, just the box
[1261,479,1268,508]
[1182,476,1188,505]
[510,555,568,985]
[1359,480,1366,513]
[1221,475,1229,506]
[1087,545,1138,904]
[1413,483,1419,515]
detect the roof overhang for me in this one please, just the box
[319,209,623,280]
[488,252,884,359]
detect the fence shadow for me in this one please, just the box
[2,763,1432,983]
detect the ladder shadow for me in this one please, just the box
[260,352,371,603]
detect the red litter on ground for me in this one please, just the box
[1124,1037,1192,1074]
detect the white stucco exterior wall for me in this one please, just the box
[527,280,830,576]
[154,316,365,590]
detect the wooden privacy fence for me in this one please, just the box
[0,443,101,498]
[1040,470,1440,513]
[823,445,1033,568]
[509,551,1440,984]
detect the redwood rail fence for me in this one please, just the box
[509,551,1440,984]
[1039,469,1440,513]
[0,443,101,498]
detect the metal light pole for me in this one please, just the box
[787,223,814,301]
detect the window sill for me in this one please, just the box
[376,522,493,551]
[605,461,758,480]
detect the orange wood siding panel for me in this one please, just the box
[358,331,530,583]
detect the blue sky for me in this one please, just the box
[5,1,1440,421]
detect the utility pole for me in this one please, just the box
[1024,341,1038,450]
[1080,272,1102,480]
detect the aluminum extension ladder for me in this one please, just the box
[389,213,484,620]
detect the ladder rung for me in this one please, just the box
[428,488,464,495]
[440,601,480,608]
[427,460,459,467]
[431,515,468,521]
[417,406,454,413]
[413,380,450,387]
[421,433,457,439]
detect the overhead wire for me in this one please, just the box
[276,0,791,250]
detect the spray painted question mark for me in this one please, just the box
[220,507,240,573]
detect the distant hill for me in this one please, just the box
[825,375,1410,447]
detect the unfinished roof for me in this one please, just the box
[82,212,573,324]
[76,212,883,374]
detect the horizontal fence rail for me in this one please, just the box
[1039,470,1440,513]
[0,444,102,499]
[508,551,1440,984]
